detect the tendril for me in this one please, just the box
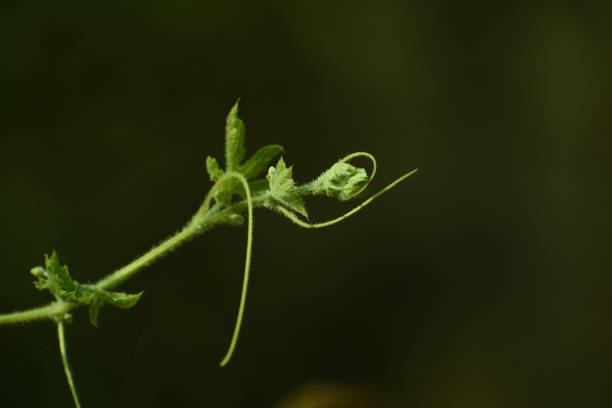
[280,160,418,229]
[217,171,254,367]
[57,318,82,408]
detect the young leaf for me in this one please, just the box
[214,143,282,205]
[239,144,284,179]
[30,252,144,327]
[46,252,75,291]
[266,157,308,218]
[211,104,281,207]
[206,155,234,205]
[225,100,246,172]
[87,288,144,327]
[97,289,143,309]
[31,252,78,301]
[206,156,224,182]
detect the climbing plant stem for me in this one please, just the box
[0,301,69,326]
[96,176,224,291]
[0,99,419,408]
[95,225,198,291]
[0,179,261,327]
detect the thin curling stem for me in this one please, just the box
[57,319,82,408]
[219,171,254,367]
[279,168,418,228]
[338,151,377,197]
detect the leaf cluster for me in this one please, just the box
[206,101,284,212]
[205,101,381,224]
[31,252,143,327]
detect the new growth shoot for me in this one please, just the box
[0,100,418,407]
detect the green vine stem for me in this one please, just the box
[0,100,418,408]
[0,176,227,325]
[0,301,68,326]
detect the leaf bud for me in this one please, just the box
[307,162,369,201]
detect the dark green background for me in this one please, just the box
[1,1,610,407]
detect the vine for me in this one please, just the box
[0,100,418,407]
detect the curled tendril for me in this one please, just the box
[337,151,377,198]
[298,152,377,201]
[284,152,417,229]
[206,171,254,367]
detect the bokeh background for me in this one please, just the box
[1,1,610,407]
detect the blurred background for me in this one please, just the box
[1,1,610,407]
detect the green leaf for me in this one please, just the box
[209,103,282,209]
[31,251,78,300]
[88,289,144,327]
[267,157,293,197]
[205,156,234,206]
[211,103,282,208]
[266,157,308,218]
[30,252,143,327]
[206,156,224,182]
[45,252,75,291]
[239,144,284,179]
[98,289,144,309]
[225,100,246,172]
[206,155,233,205]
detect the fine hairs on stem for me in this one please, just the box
[0,100,418,407]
